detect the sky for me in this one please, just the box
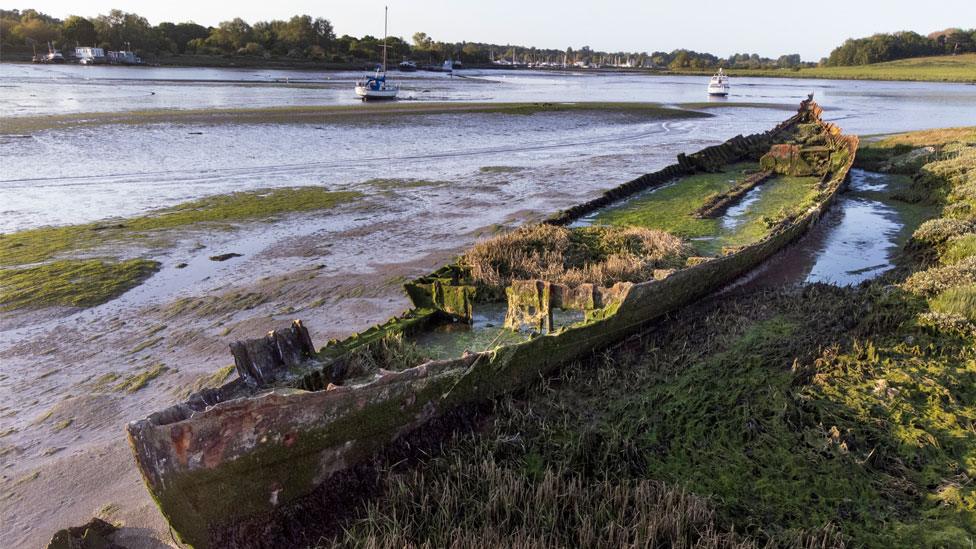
[13,0,976,60]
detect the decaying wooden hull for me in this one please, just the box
[127,96,858,548]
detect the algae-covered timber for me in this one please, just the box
[126,95,858,548]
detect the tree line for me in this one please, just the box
[1,8,971,68]
[825,29,976,66]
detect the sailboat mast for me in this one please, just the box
[382,6,388,72]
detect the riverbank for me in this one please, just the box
[669,54,976,83]
[3,53,974,83]
[301,127,976,547]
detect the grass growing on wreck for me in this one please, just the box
[714,174,823,251]
[0,259,159,310]
[334,282,975,547]
[462,224,690,289]
[591,164,821,255]
[591,164,758,238]
[0,188,361,267]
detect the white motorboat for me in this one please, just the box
[354,7,399,101]
[708,68,730,96]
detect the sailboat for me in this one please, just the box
[355,7,399,100]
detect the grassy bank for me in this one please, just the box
[669,54,976,83]
[320,128,976,547]
[0,102,711,135]
[0,187,360,310]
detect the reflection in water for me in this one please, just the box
[411,302,584,360]
[742,169,936,288]
[805,199,901,285]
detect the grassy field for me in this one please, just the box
[668,54,976,83]
[316,129,976,547]
[0,187,361,310]
[0,102,712,135]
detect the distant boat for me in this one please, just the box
[355,7,399,101]
[107,49,143,65]
[33,42,65,64]
[398,60,417,72]
[708,68,730,96]
[75,46,106,65]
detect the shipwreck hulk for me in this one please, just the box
[126,95,858,548]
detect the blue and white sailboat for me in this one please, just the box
[355,7,399,100]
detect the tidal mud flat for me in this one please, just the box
[0,103,754,548]
[1,67,974,547]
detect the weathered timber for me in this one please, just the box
[230,320,315,387]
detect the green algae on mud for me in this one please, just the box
[0,187,361,267]
[0,259,160,310]
[0,102,712,135]
[478,166,526,174]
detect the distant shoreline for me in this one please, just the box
[2,53,973,84]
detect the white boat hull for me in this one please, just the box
[355,85,399,100]
[708,86,729,96]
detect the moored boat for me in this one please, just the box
[397,59,417,72]
[127,95,857,547]
[354,7,399,101]
[32,42,65,64]
[708,67,730,95]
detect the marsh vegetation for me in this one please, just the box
[309,128,976,548]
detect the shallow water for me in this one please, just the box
[2,66,974,232]
[411,302,584,360]
[743,169,936,287]
[3,64,975,135]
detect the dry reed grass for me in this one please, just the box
[336,456,756,548]
[463,224,689,289]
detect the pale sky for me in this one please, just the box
[12,0,976,60]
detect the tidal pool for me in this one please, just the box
[410,302,584,360]
[743,169,937,287]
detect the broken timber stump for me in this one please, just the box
[230,320,315,387]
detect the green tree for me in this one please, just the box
[61,15,97,47]
[206,18,253,52]
[94,10,158,52]
[156,21,209,54]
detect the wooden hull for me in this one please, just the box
[127,96,858,548]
